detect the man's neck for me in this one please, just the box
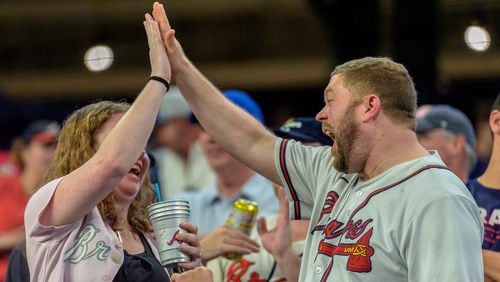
[478,142,500,189]
[361,130,429,180]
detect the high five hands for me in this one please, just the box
[151,2,187,75]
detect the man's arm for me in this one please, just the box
[152,2,281,184]
[484,249,500,281]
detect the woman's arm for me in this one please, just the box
[42,14,171,227]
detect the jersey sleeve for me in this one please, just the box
[274,138,334,220]
[402,195,484,281]
[24,177,82,242]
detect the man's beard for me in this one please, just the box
[333,106,360,173]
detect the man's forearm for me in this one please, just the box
[173,58,280,183]
[484,249,500,281]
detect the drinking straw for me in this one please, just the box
[147,152,163,202]
[155,182,163,202]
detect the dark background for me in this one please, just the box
[1,0,500,148]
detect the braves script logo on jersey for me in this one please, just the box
[64,224,111,264]
[312,191,375,280]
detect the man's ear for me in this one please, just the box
[450,134,466,155]
[490,110,500,135]
[360,94,381,123]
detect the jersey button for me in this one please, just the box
[356,191,363,197]
[315,267,322,274]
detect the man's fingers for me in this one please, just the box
[153,2,171,32]
[276,186,290,226]
[257,217,268,235]
[224,237,260,252]
[221,243,257,255]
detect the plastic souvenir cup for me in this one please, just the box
[147,200,191,267]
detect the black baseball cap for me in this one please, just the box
[274,117,332,146]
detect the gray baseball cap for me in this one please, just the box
[157,86,191,125]
[416,104,476,148]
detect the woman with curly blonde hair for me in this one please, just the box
[24,12,201,282]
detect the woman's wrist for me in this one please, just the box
[148,76,170,91]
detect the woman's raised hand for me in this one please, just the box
[143,13,171,84]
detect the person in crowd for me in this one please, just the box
[174,90,278,236]
[207,117,331,282]
[171,266,213,282]
[0,120,59,282]
[152,87,215,199]
[416,104,477,181]
[470,98,496,178]
[467,93,500,282]
[23,13,201,281]
[151,3,484,280]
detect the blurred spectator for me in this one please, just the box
[0,120,59,281]
[0,151,17,178]
[174,90,278,235]
[206,117,330,281]
[471,98,496,179]
[466,93,500,282]
[416,104,476,182]
[152,86,215,199]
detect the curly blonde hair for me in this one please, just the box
[44,101,153,233]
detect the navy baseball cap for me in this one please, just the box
[274,117,333,146]
[191,89,264,124]
[21,120,60,145]
[416,105,476,148]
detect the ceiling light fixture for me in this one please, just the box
[84,45,114,72]
[464,24,491,52]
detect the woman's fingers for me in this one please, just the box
[178,244,202,269]
[143,14,154,49]
[178,243,200,258]
[178,259,202,270]
[176,231,199,247]
[180,221,198,235]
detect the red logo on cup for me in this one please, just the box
[167,230,183,246]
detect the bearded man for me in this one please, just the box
[151,3,483,281]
